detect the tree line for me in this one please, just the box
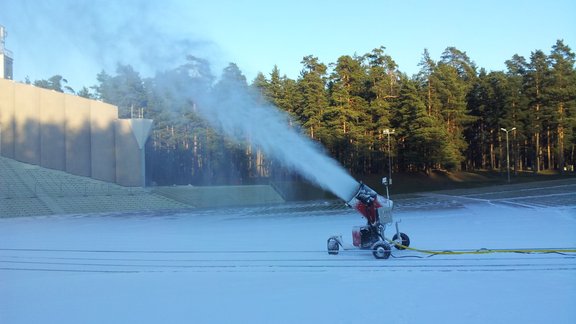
[30,40,576,185]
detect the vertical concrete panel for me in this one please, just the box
[14,83,40,165]
[115,120,142,186]
[65,95,91,177]
[40,89,66,171]
[91,101,118,182]
[0,79,15,158]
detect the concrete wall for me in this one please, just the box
[65,95,92,177]
[91,101,118,183]
[40,89,66,170]
[14,83,40,165]
[0,79,147,187]
[115,119,143,186]
[0,79,15,158]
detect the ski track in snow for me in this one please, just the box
[1,183,575,274]
[1,182,575,324]
[1,250,575,273]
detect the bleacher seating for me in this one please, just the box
[0,157,190,217]
[0,157,285,218]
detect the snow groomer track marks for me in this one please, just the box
[1,181,576,274]
[2,180,576,324]
[1,249,575,273]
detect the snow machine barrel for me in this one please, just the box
[346,183,393,226]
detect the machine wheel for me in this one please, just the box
[372,241,391,259]
[392,233,410,250]
[327,238,340,255]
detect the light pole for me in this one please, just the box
[383,129,395,186]
[500,127,516,183]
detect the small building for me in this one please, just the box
[0,25,13,80]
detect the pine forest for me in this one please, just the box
[31,40,576,186]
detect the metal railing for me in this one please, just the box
[0,48,13,58]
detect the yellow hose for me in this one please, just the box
[387,240,576,256]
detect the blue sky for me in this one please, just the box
[1,0,575,90]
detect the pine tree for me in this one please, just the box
[277,75,300,119]
[504,55,530,171]
[547,40,576,171]
[77,87,95,99]
[268,65,284,107]
[296,56,329,141]
[429,47,478,169]
[211,63,256,181]
[251,72,269,103]
[525,50,550,171]
[416,49,441,117]
[33,75,74,93]
[326,54,368,171]
[466,70,513,170]
[93,65,147,118]
[364,47,401,173]
[397,78,451,172]
[466,69,489,169]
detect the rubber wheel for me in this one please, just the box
[392,233,410,250]
[327,238,339,255]
[372,242,391,259]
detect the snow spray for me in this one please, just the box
[191,84,359,201]
[16,1,359,200]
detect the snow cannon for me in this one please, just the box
[346,183,393,226]
[327,182,410,259]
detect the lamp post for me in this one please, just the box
[500,127,516,183]
[383,129,395,186]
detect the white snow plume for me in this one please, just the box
[4,1,359,199]
[189,82,359,202]
[2,1,224,88]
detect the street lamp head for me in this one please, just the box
[511,127,516,131]
[500,128,506,132]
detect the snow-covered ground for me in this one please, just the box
[1,185,575,324]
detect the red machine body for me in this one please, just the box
[327,183,410,259]
[346,183,394,248]
[346,183,393,226]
